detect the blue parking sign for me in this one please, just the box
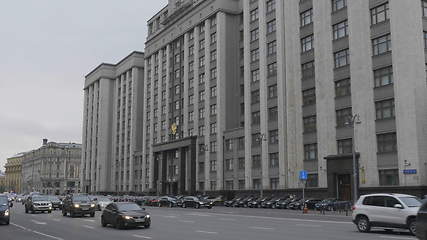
[299,170,308,180]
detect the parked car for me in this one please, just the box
[258,196,274,208]
[62,194,96,217]
[181,196,213,209]
[158,196,177,207]
[25,195,52,214]
[352,193,422,236]
[0,194,11,225]
[305,199,322,210]
[263,197,285,209]
[48,195,63,210]
[288,199,304,210]
[234,196,256,208]
[101,202,150,229]
[247,197,261,208]
[275,197,294,209]
[417,200,427,240]
[203,195,224,206]
[315,198,337,211]
[224,197,241,207]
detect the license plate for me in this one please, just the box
[134,219,145,223]
[82,208,89,211]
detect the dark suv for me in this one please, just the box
[417,200,427,240]
[0,194,11,225]
[62,194,95,217]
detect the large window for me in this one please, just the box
[335,78,351,97]
[301,35,314,52]
[225,159,233,171]
[252,111,260,125]
[375,99,395,120]
[337,138,352,154]
[269,129,279,144]
[267,41,277,56]
[300,9,313,27]
[332,20,348,40]
[268,85,277,99]
[269,107,278,122]
[379,169,399,186]
[266,0,276,13]
[238,157,245,170]
[370,2,389,25]
[336,107,352,127]
[372,34,391,56]
[304,143,317,161]
[303,115,316,133]
[302,88,316,106]
[251,48,259,62]
[250,8,259,22]
[332,0,346,12]
[250,28,259,42]
[253,179,261,190]
[377,132,397,153]
[270,178,279,190]
[251,90,260,104]
[334,49,349,68]
[374,66,393,87]
[302,61,315,79]
[424,31,427,49]
[251,69,260,83]
[269,153,279,168]
[210,160,217,171]
[267,62,277,77]
[252,155,261,169]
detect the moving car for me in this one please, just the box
[417,200,427,240]
[101,202,151,229]
[25,195,52,214]
[181,196,213,209]
[96,197,113,211]
[352,193,421,236]
[0,194,11,225]
[158,196,177,207]
[62,194,96,217]
[48,195,63,210]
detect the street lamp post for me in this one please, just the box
[200,144,209,195]
[256,133,267,198]
[345,114,361,204]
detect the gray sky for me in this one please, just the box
[0,0,168,170]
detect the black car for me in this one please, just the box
[247,197,261,208]
[224,197,240,207]
[181,196,213,209]
[263,197,284,209]
[48,195,63,210]
[417,201,427,240]
[101,202,151,229]
[276,197,297,209]
[0,194,11,225]
[62,194,96,217]
[315,198,337,211]
[158,196,177,207]
[234,196,256,208]
[258,196,273,208]
[305,199,322,210]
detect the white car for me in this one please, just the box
[352,193,422,236]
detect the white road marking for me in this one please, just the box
[31,219,47,225]
[132,234,153,239]
[51,218,61,222]
[83,219,96,222]
[219,218,236,221]
[162,215,177,218]
[178,220,195,223]
[379,236,416,240]
[83,225,95,229]
[249,226,275,230]
[187,213,212,217]
[11,223,64,240]
[196,230,218,234]
[295,223,321,228]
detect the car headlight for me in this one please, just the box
[90,204,95,208]
[74,204,80,208]
[4,209,9,216]
[124,216,132,220]
[145,215,150,218]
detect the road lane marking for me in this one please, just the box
[31,220,47,225]
[379,236,416,240]
[249,226,275,230]
[196,230,218,234]
[11,223,64,240]
[187,213,212,217]
[83,219,96,222]
[295,223,321,227]
[51,218,61,222]
[162,215,177,218]
[11,223,28,230]
[132,234,153,239]
[83,225,95,229]
[219,218,236,221]
[178,220,195,223]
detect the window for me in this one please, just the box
[189,61,194,72]
[210,50,217,62]
[211,33,217,44]
[300,9,313,27]
[250,28,259,42]
[301,61,315,79]
[379,169,399,186]
[210,160,217,171]
[251,90,260,104]
[199,108,205,119]
[210,123,217,135]
[301,35,313,52]
[251,48,259,62]
[199,73,205,84]
[363,196,386,207]
[337,138,352,154]
[252,133,261,146]
[225,159,233,171]
[332,0,346,12]
[189,94,194,105]
[332,20,348,40]
[375,99,395,120]
[250,8,259,22]
[253,179,261,190]
[210,16,217,27]
[269,130,279,144]
[302,88,316,106]
[252,111,260,125]
[374,66,393,87]
[252,155,261,169]
[372,34,392,56]
[210,86,217,97]
[424,0,427,17]
[270,178,279,189]
[175,69,181,79]
[238,137,245,150]
[268,85,277,99]
[370,2,389,25]
[306,174,318,188]
[251,69,260,82]
[211,68,217,80]
[377,132,397,153]
[269,107,278,122]
[334,49,349,68]
[304,143,317,161]
[238,179,245,189]
[266,0,275,13]
[335,78,351,97]
[225,139,233,151]
[200,24,205,34]
[210,104,217,116]
[189,111,194,122]
[267,20,276,34]
[267,62,277,76]
[189,31,194,40]
[189,46,194,56]
[336,107,352,127]
[424,32,427,49]
[210,141,217,153]
[199,56,205,67]
[175,85,181,94]
[238,158,245,170]
[199,90,205,101]
[198,125,205,136]
[269,153,279,168]
[175,101,180,110]
[303,115,316,133]
[267,41,277,56]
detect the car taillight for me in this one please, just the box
[351,205,356,211]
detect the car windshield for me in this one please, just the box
[33,196,49,201]
[73,195,91,202]
[118,203,142,212]
[399,197,422,207]
[0,197,8,205]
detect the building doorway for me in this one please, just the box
[337,174,351,201]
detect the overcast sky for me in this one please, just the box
[0,0,168,171]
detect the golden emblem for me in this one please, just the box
[171,123,177,135]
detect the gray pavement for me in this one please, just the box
[1,204,417,240]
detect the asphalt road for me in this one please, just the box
[1,204,417,240]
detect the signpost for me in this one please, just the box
[299,170,308,213]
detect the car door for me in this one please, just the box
[384,196,406,225]
[363,196,385,224]
[104,204,114,223]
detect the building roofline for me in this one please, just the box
[85,51,145,79]
[147,4,169,23]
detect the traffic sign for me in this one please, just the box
[403,169,417,175]
[299,170,308,180]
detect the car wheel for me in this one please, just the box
[101,217,107,227]
[169,203,173,208]
[90,212,95,218]
[144,223,150,229]
[70,211,75,218]
[356,216,371,233]
[183,203,187,208]
[408,219,416,236]
[25,207,28,214]
[195,204,200,209]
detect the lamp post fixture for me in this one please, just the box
[345,114,362,204]
[256,133,268,198]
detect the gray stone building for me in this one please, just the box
[140,0,427,199]
[21,139,81,195]
[81,51,145,193]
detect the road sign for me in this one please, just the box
[299,170,308,180]
[403,169,417,175]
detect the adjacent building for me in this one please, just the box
[0,171,5,193]
[4,153,24,193]
[21,139,81,195]
[81,52,145,193]
[140,0,427,199]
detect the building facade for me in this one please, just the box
[0,171,6,193]
[140,0,427,199]
[81,52,145,193]
[21,139,81,195]
[4,153,23,193]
